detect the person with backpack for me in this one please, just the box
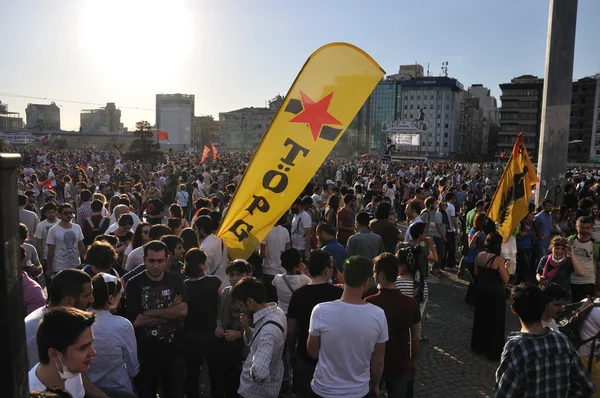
[495,284,595,398]
[566,217,600,302]
[82,199,110,247]
[536,236,585,293]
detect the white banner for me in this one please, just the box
[382,120,428,133]
[392,133,420,146]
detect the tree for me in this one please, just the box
[130,120,159,153]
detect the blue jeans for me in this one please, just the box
[385,373,411,398]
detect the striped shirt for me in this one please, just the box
[395,276,429,311]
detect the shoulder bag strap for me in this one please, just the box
[282,275,295,294]
[211,239,225,276]
[250,320,284,347]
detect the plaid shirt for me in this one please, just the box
[495,329,595,398]
[77,201,93,225]
[238,303,287,398]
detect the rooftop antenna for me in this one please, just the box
[441,61,449,77]
[427,63,430,77]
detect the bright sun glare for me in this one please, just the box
[78,0,194,83]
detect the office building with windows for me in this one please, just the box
[218,107,275,151]
[0,101,24,131]
[80,102,122,133]
[26,102,61,131]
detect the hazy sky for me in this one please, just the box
[2,0,599,131]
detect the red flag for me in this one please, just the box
[157,130,169,141]
[38,179,52,189]
[212,144,218,160]
[201,145,211,164]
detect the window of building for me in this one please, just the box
[417,96,420,100]
[405,96,408,100]
[445,123,449,128]
[444,133,448,137]
[430,105,434,109]
[444,142,448,147]
[437,114,441,119]
[431,95,434,100]
[445,105,449,110]
[404,105,407,109]
[410,105,413,109]
[445,114,448,119]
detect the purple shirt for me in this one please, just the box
[22,273,46,316]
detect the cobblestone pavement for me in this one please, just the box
[413,271,520,398]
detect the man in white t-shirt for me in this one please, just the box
[444,192,458,269]
[291,197,313,261]
[106,204,141,234]
[34,202,59,265]
[46,203,86,278]
[197,215,230,285]
[29,307,96,398]
[311,186,326,213]
[308,255,388,397]
[260,217,291,302]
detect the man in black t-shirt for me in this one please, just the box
[126,241,188,398]
[145,188,164,225]
[286,249,342,396]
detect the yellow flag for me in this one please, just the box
[487,133,539,243]
[217,43,384,259]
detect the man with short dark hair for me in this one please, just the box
[308,256,388,397]
[82,199,110,246]
[316,223,345,273]
[291,197,314,260]
[46,203,86,279]
[25,268,94,368]
[29,307,96,398]
[366,253,421,398]
[346,211,385,260]
[126,240,188,398]
[34,202,59,268]
[232,277,287,398]
[495,284,595,397]
[160,234,185,275]
[197,215,229,285]
[287,250,342,396]
[567,216,600,302]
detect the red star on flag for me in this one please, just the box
[289,91,342,141]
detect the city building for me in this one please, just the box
[386,64,425,81]
[498,75,544,157]
[156,93,195,150]
[80,102,123,133]
[569,76,598,163]
[192,115,220,150]
[0,101,24,131]
[499,75,599,162]
[459,92,484,157]
[26,102,60,131]
[219,107,275,151]
[464,84,500,158]
[591,74,600,162]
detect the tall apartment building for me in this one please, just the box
[0,101,24,130]
[156,94,195,150]
[498,75,544,157]
[80,102,122,133]
[499,75,599,162]
[591,74,600,162]
[569,77,598,163]
[459,93,484,157]
[192,115,220,150]
[219,107,275,151]
[26,102,61,130]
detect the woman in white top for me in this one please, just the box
[86,273,139,397]
[272,248,311,314]
[396,246,429,340]
[176,183,190,218]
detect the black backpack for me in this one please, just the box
[85,217,108,245]
[558,298,600,373]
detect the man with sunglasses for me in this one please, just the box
[46,203,86,279]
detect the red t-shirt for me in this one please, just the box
[365,288,421,375]
[336,207,354,243]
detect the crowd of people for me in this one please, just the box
[14,147,600,397]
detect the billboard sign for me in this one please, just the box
[391,133,420,146]
[382,120,428,133]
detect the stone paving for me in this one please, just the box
[413,272,520,397]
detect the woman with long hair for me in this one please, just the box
[535,236,584,292]
[123,222,151,268]
[108,195,120,217]
[324,194,340,227]
[470,233,509,361]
